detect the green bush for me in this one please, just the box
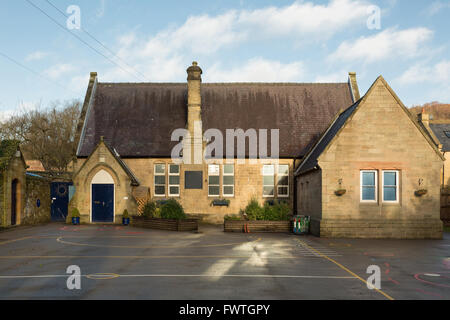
[243,198,290,221]
[122,209,129,219]
[160,199,186,220]
[71,208,80,218]
[244,198,264,220]
[142,201,156,218]
[224,214,243,221]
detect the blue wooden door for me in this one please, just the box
[51,182,72,222]
[92,184,114,222]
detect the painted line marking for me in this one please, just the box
[0,274,355,280]
[298,240,395,301]
[0,236,33,246]
[0,255,317,260]
[56,236,262,249]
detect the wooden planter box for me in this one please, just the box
[224,220,292,233]
[131,216,198,232]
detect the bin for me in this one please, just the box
[293,215,310,235]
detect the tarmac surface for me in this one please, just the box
[0,223,448,300]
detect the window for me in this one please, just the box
[277,165,289,197]
[223,164,234,197]
[208,164,220,197]
[263,165,275,197]
[168,164,180,196]
[154,164,166,196]
[360,170,377,202]
[382,171,399,202]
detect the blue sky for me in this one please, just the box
[1,0,449,119]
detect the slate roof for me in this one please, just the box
[295,99,361,175]
[429,123,450,152]
[77,82,354,158]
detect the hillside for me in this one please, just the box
[409,102,450,122]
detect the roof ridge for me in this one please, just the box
[97,82,349,86]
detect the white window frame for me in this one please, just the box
[222,164,234,197]
[277,165,289,198]
[382,170,399,203]
[360,170,377,203]
[154,164,166,197]
[168,164,180,197]
[263,165,275,198]
[208,164,220,197]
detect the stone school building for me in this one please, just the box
[70,62,443,238]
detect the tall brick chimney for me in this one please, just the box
[419,107,430,126]
[185,61,203,164]
[348,72,360,102]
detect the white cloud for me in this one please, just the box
[107,0,372,82]
[395,60,450,85]
[43,64,76,79]
[205,58,305,82]
[427,1,450,16]
[25,51,50,62]
[328,27,433,63]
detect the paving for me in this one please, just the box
[0,223,448,300]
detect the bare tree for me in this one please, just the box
[0,100,81,176]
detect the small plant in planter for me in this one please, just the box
[71,208,80,225]
[122,209,130,225]
[334,189,346,196]
[415,189,428,197]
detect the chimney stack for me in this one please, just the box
[419,107,430,126]
[185,61,203,164]
[348,72,360,102]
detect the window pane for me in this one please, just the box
[155,176,165,185]
[384,186,397,201]
[169,186,179,195]
[155,186,165,195]
[362,186,375,200]
[278,186,288,196]
[263,165,274,175]
[208,165,219,175]
[209,186,220,196]
[263,176,274,185]
[277,176,288,186]
[362,172,375,186]
[155,164,165,174]
[223,176,234,185]
[278,165,289,175]
[209,176,220,185]
[223,186,234,195]
[224,164,234,174]
[169,176,180,185]
[384,172,396,186]
[169,165,179,174]
[263,186,274,196]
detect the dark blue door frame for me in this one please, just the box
[91,184,114,223]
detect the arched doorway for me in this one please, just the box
[91,169,114,223]
[11,179,19,226]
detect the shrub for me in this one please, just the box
[122,209,129,219]
[160,199,186,220]
[71,208,80,218]
[244,198,264,221]
[242,198,290,221]
[224,214,243,221]
[142,201,156,218]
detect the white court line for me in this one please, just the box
[0,274,354,279]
